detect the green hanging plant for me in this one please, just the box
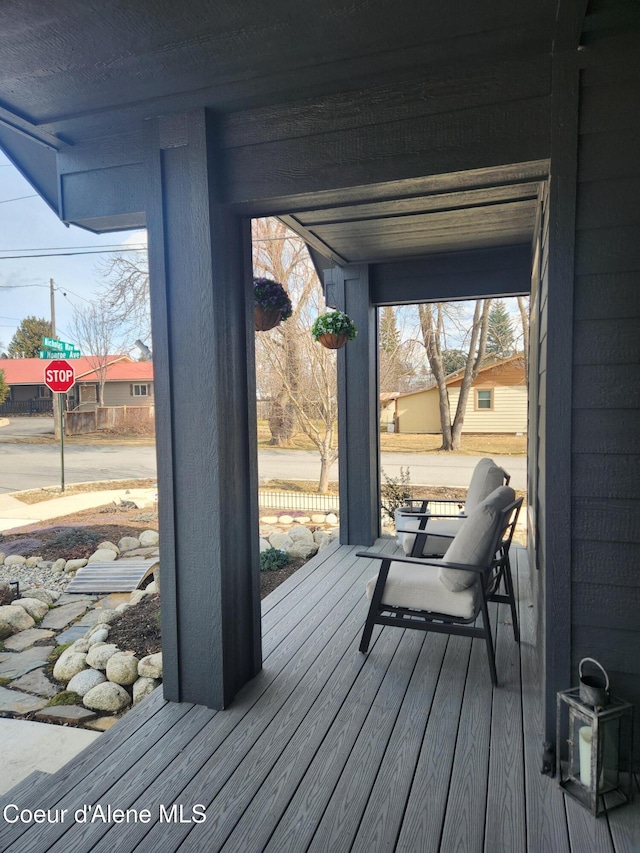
[311,311,358,349]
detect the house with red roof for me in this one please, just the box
[0,356,154,415]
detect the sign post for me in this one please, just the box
[44,360,76,492]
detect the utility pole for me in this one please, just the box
[50,278,61,440]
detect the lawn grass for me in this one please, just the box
[258,420,526,456]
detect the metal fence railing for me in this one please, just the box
[259,491,339,513]
[0,399,53,416]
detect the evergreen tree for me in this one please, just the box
[486,300,515,358]
[7,316,52,358]
[442,349,467,376]
[379,306,400,353]
[0,368,8,404]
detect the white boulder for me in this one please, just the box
[139,530,159,547]
[311,514,327,524]
[106,652,140,685]
[88,548,118,564]
[86,643,120,670]
[88,628,109,645]
[83,682,131,712]
[326,513,339,525]
[53,651,88,683]
[65,559,88,573]
[13,597,49,621]
[259,538,271,553]
[286,542,319,560]
[4,554,26,567]
[21,588,57,606]
[269,533,293,551]
[288,526,313,543]
[278,515,294,525]
[98,541,120,555]
[133,677,160,705]
[67,668,107,697]
[118,536,141,552]
[138,652,163,679]
[52,559,67,572]
[25,556,43,568]
[0,605,36,639]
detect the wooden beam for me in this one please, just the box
[146,109,261,709]
[370,245,532,305]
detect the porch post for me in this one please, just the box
[145,109,261,709]
[328,264,380,545]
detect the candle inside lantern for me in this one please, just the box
[579,726,592,786]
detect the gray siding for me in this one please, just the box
[103,380,154,407]
[572,1,640,764]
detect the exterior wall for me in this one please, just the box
[103,381,154,407]
[395,388,441,433]
[571,15,640,764]
[9,385,51,402]
[448,386,527,433]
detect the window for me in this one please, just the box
[132,384,149,396]
[476,389,493,410]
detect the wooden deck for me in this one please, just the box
[1,542,638,852]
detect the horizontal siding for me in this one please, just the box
[103,381,154,407]
[572,20,640,765]
[396,388,441,433]
[449,386,527,433]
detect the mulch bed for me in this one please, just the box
[108,594,162,658]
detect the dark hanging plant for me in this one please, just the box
[253,277,293,331]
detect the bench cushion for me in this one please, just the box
[366,562,480,620]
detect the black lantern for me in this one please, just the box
[556,659,634,816]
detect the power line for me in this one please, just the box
[0,243,147,252]
[0,247,146,260]
[0,194,40,205]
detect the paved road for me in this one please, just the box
[0,429,526,495]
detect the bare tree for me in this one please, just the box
[253,218,338,493]
[418,299,491,451]
[69,300,124,406]
[99,251,151,345]
[517,296,530,382]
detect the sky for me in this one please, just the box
[0,148,146,354]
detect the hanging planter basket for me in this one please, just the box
[254,306,282,332]
[311,311,358,349]
[317,332,350,349]
[253,277,292,332]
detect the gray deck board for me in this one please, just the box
[2,543,628,853]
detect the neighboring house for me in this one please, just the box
[393,355,527,434]
[0,356,154,414]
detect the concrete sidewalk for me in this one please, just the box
[0,488,157,533]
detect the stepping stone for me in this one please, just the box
[0,646,54,680]
[10,669,58,698]
[75,610,102,627]
[65,560,158,594]
[34,705,97,725]
[0,685,48,714]
[84,715,119,731]
[54,626,88,645]
[95,593,131,610]
[40,601,90,631]
[3,628,56,652]
[55,594,97,607]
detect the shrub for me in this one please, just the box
[51,527,102,559]
[260,548,290,572]
[380,466,412,521]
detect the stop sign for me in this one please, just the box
[44,359,75,393]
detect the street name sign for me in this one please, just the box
[44,359,76,393]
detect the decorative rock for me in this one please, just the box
[278,515,294,525]
[53,651,88,683]
[20,588,57,606]
[35,705,98,724]
[286,542,319,560]
[98,541,120,555]
[145,581,158,595]
[12,597,49,621]
[86,643,120,670]
[83,682,131,712]
[52,558,67,572]
[139,530,159,547]
[3,627,56,651]
[269,533,293,550]
[133,677,160,704]
[0,604,36,639]
[288,526,314,543]
[260,516,278,525]
[129,590,147,606]
[4,554,26,567]
[259,538,271,553]
[326,513,339,525]
[138,652,162,679]
[71,638,92,653]
[88,628,109,645]
[311,514,327,524]
[84,716,119,731]
[67,668,107,697]
[115,602,131,613]
[65,558,88,573]
[25,556,43,568]
[106,652,140,685]
[95,609,122,625]
[118,536,141,552]
[36,561,55,570]
[313,530,334,550]
[88,548,118,564]
[294,516,311,524]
